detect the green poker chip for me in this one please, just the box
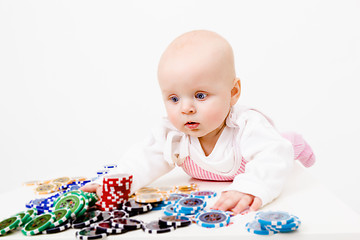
[49,208,72,228]
[0,215,21,236]
[21,212,56,236]
[26,208,38,219]
[53,193,84,218]
[14,210,31,227]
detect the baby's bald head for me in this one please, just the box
[158,30,236,87]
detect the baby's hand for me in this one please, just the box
[211,191,262,214]
[80,183,103,199]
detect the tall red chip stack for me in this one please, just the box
[96,173,133,211]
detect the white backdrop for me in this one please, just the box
[1,0,359,213]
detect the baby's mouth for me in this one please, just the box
[185,122,200,129]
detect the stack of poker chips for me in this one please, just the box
[246,211,301,235]
[97,173,133,211]
[163,197,207,216]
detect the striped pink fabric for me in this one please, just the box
[179,132,315,181]
[180,156,248,181]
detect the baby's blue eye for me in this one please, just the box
[195,92,207,100]
[170,96,179,103]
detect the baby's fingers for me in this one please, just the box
[232,195,253,214]
[250,197,262,211]
[80,183,100,193]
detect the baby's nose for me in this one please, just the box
[181,100,196,114]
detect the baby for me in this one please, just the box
[81,30,315,214]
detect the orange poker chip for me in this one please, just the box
[135,187,160,196]
[51,177,72,185]
[34,183,57,195]
[134,192,169,203]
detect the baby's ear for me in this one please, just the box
[230,78,241,105]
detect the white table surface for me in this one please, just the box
[1,163,360,240]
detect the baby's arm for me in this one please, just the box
[212,190,262,214]
[80,183,102,198]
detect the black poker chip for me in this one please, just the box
[122,199,152,214]
[142,220,175,234]
[159,215,191,228]
[75,227,108,239]
[42,220,72,234]
[72,210,103,229]
[110,218,142,231]
[94,220,128,235]
[111,210,129,219]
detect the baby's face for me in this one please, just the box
[158,46,235,139]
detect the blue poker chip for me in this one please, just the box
[104,164,117,169]
[151,202,168,211]
[97,170,109,176]
[255,211,295,226]
[163,204,187,216]
[265,224,300,233]
[191,190,217,199]
[246,220,278,235]
[163,193,187,205]
[174,197,206,212]
[195,210,230,228]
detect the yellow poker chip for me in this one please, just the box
[22,180,39,187]
[36,180,52,186]
[34,183,57,195]
[71,176,87,182]
[51,177,72,185]
[175,183,199,194]
[134,193,169,203]
[157,186,176,194]
[135,187,160,196]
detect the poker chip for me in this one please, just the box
[34,183,58,195]
[0,215,21,236]
[94,220,128,234]
[246,220,278,235]
[163,204,187,216]
[14,210,31,227]
[135,187,160,195]
[163,193,187,205]
[110,218,142,230]
[174,197,206,213]
[195,210,230,228]
[157,186,176,194]
[111,210,129,219]
[141,220,175,234]
[246,211,301,235]
[26,208,38,220]
[191,190,217,199]
[51,177,72,185]
[175,183,199,194]
[255,211,295,226]
[22,212,56,236]
[104,164,117,169]
[135,192,168,203]
[122,199,153,213]
[159,215,191,228]
[76,227,108,240]
[97,170,109,176]
[50,208,72,228]
[23,180,39,186]
[72,209,103,229]
[151,201,168,210]
[53,193,85,218]
[42,220,72,234]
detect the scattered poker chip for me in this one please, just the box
[23,180,39,186]
[104,164,117,169]
[94,220,128,234]
[75,227,108,240]
[255,211,295,226]
[151,201,168,210]
[246,220,278,235]
[174,197,206,212]
[157,186,176,194]
[269,216,301,229]
[195,210,230,228]
[135,192,168,203]
[159,215,191,228]
[122,199,153,213]
[72,209,103,229]
[50,208,72,228]
[14,210,31,226]
[175,183,199,194]
[191,190,217,199]
[163,193,187,205]
[42,220,72,234]
[110,218,142,231]
[111,210,129,219]
[26,208,38,220]
[141,220,175,234]
[135,187,160,195]
[0,215,21,236]
[34,183,57,195]
[22,212,56,236]
[53,192,85,218]
[97,170,109,176]
[51,177,72,185]
[266,224,300,233]
[163,204,187,216]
